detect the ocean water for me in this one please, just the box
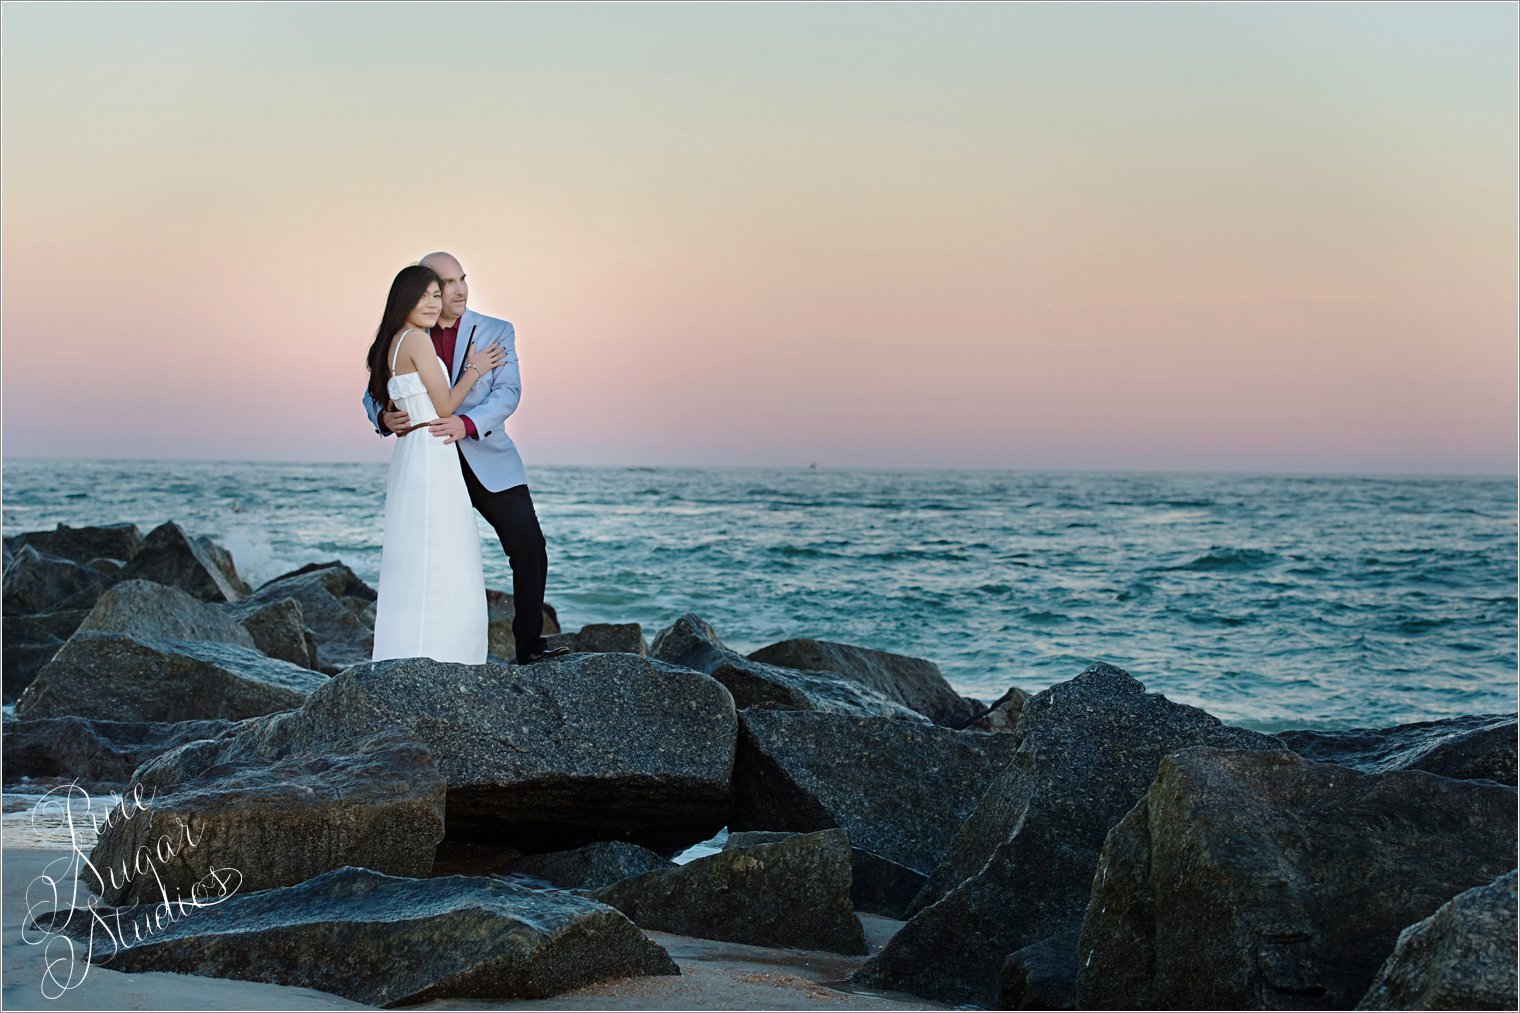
[3,459,1515,733]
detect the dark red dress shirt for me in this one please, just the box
[428,318,478,440]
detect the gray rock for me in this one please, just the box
[236,596,319,668]
[234,562,378,674]
[507,840,674,889]
[852,661,1286,1007]
[119,521,245,603]
[732,707,1018,875]
[747,637,980,727]
[1357,869,1518,1010]
[724,830,928,919]
[963,685,1032,733]
[545,622,648,656]
[75,579,257,648]
[7,522,144,565]
[193,533,252,596]
[32,865,679,1006]
[1275,713,1517,786]
[585,828,866,954]
[714,659,930,720]
[1,608,89,701]
[208,652,736,853]
[1076,747,1519,1010]
[1,712,237,784]
[998,930,1081,1010]
[724,829,800,849]
[2,545,115,616]
[15,632,326,722]
[93,722,447,905]
[650,613,731,672]
[652,614,927,720]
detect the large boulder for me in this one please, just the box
[851,662,1286,1007]
[233,562,378,674]
[235,596,319,668]
[92,722,447,905]
[747,637,980,727]
[716,659,931,720]
[74,579,257,648]
[1,712,237,785]
[650,613,732,673]
[1076,747,1519,1010]
[1357,869,1518,1010]
[118,522,245,603]
[585,828,866,954]
[15,632,326,722]
[724,829,928,919]
[963,685,1032,733]
[193,532,252,597]
[1,608,89,701]
[2,545,116,616]
[32,865,679,1005]
[6,522,144,565]
[507,840,674,890]
[196,652,736,854]
[545,622,648,656]
[1275,713,1517,786]
[652,614,927,720]
[732,707,1018,875]
[998,930,1081,1011]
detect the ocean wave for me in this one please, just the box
[2,459,1511,733]
[1159,547,1280,572]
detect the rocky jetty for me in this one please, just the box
[6,518,1514,1010]
[850,662,1290,1006]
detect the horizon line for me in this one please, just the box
[1,454,1514,482]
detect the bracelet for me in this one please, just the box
[465,363,479,374]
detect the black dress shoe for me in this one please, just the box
[518,645,571,665]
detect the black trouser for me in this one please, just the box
[457,447,549,662]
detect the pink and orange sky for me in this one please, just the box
[2,2,1515,474]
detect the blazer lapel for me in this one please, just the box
[450,310,477,384]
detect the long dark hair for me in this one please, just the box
[366,264,441,408]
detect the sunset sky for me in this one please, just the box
[2,1,1515,474]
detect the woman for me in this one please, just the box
[366,264,507,663]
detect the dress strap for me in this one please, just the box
[390,328,416,372]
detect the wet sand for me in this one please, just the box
[3,846,947,1011]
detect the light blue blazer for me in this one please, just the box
[363,308,528,493]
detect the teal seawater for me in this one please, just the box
[3,459,1515,733]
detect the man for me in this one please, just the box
[363,251,569,665]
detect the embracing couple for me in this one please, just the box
[361,251,571,667]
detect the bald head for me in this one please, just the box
[420,251,468,325]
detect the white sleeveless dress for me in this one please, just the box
[371,330,489,664]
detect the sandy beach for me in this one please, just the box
[3,845,947,1011]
